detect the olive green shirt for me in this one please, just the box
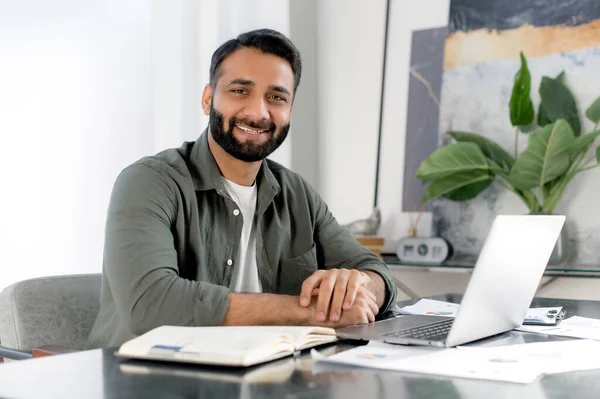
[86,131,397,348]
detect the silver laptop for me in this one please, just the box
[336,214,566,347]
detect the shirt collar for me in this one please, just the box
[188,129,281,195]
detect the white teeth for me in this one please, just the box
[236,125,267,134]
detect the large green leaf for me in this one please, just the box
[586,96,600,123]
[449,131,515,170]
[509,52,535,128]
[569,130,600,161]
[421,170,493,204]
[554,71,565,83]
[538,104,551,127]
[518,123,535,133]
[444,179,494,201]
[538,72,565,127]
[508,120,576,190]
[543,174,565,206]
[539,76,581,136]
[542,174,570,214]
[521,189,541,213]
[415,142,490,182]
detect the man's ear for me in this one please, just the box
[201,84,212,116]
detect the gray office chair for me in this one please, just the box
[0,274,101,360]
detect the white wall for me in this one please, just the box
[152,0,201,150]
[313,0,442,253]
[0,0,153,290]
[289,0,320,189]
[315,0,388,224]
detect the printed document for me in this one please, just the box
[517,316,600,340]
[313,339,600,384]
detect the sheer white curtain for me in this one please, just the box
[153,0,292,166]
[0,0,153,290]
[0,1,291,291]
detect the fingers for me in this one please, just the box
[353,298,375,324]
[364,298,376,323]
[365,292,379,318]
[300,269,377,324]
[326,270,368,322]
[352,289,378,323]
[328,272,350,322]
[342,271,369,311]
[299,271,325,307]
[360,287,378,313]
[313,289,378,328]
[315,270,339,322]
[364,306,375,323]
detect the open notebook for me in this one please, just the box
[117,325,338,367]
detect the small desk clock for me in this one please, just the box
[396,237,453,264]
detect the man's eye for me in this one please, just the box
[231,89,246,94]
[270,95,286,102]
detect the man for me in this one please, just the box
[87,28,397,349]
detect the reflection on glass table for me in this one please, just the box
[382,254,600,277]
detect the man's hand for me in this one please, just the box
[307,287,379,327]
[222,269,385,327]
[299,268,377,322]
[222,289,377,328]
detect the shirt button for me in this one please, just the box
[226,259,233,266]
[233,209,240,216]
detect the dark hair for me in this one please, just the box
[209,28,302,93]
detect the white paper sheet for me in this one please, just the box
[313,339,600,384]
[517,316,600,340]
[400,299,563,324]
[559,315,600,328]
[399,299,460,317]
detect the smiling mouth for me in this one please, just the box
[235,124,270,135]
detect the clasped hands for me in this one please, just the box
[299,269,379,327]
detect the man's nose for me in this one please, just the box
[242,95,270,121]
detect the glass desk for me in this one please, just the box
[383,254,600,276]
[1,295,599,399]
[382,254,600,299]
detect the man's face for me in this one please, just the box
[202,47,294,162]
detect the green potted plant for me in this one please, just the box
[415,52,600,263]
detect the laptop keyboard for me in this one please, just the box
[383,318,454,341]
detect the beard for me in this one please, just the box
[209,103,290,162]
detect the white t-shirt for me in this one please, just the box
[223,178,262,293]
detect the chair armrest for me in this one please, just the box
[32,345,78,358]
